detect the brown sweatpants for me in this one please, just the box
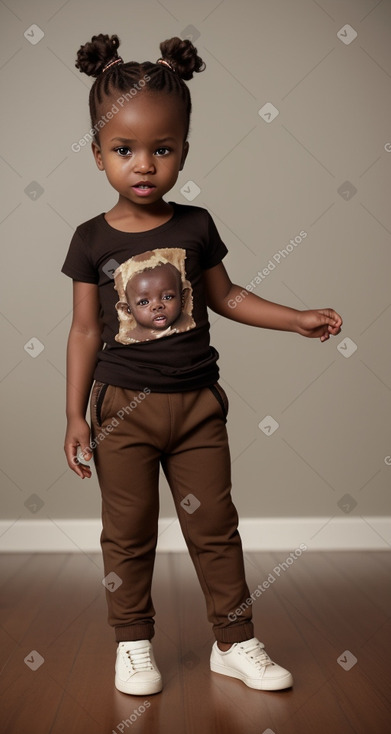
[90,380,254,644]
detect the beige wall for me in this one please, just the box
[1,0,390,527]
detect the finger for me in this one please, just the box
[328,324,341,335]
[75,444,93,478]
[72,455,92,479]
[318,310,342,335]
[79,463,92,479]
[323,313,339,327]
[319,308,342,323]
[65,447,83,477]
[65,443,89,478]
[329,316,343,335]
[327,309,343,328]
[79,443,93,462]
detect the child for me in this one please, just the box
[114,249,195,343]
[63,33,342,696]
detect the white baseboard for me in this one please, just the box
[0,517,390,552]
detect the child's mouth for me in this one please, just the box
[153,315,166,324]
[133,182,156,196]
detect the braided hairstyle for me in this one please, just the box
[75,34,205,144]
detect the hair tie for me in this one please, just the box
[102,56,124,73]
[157,58,176,73]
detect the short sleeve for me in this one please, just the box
[200,211,228,270]
[61,227,98,283]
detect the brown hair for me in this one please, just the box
[75,34,205,142]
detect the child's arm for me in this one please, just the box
[203,263,342,341]
[64,281,103,478]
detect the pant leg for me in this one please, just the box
[161,385,254,644]
[90,381,163,642]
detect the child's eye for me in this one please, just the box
[155,147,171,157]
[137,299,149,306]
[115,147,132,157]
[162,294,174,300]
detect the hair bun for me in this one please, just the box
[159,37,205,80]
[75,34,121,78]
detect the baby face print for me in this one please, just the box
[114,248,196,344]
[125,263,183,332]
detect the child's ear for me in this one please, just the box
[181,286,189,306]
[116,301,131,316]
[179,141,189,171]
[91,141,105,171]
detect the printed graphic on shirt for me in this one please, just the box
[113,248,196,344]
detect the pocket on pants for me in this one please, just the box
[91,381,112,427]
[207,383,229,422]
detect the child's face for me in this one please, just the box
[125,264,183,331]
[91,93,189,207]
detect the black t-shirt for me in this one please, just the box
[61,202,228,392]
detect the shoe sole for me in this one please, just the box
[115,676,163,695]
[210,661,293,691]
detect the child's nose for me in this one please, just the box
[134,152,155,173]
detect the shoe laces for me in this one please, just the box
[240,640,273,670]
[124,645,154,673]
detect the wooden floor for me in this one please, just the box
[0,550,390,734]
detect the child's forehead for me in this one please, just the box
[98,90,187,140]
[128,263,181,289]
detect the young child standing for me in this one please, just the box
[62,34,342,697]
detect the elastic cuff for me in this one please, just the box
[115,623,155,642]
[214,621,254,644]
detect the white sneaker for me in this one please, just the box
[115,640,162,695]
[210,637,293,691]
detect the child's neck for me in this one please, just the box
[104,199,174,233]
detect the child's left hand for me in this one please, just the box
[296,308,342,342]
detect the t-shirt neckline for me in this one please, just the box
[99,202,178,236]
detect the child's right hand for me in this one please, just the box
[64,418,93,479]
